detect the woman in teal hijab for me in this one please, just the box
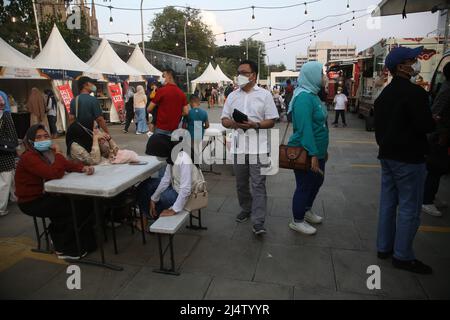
[287,61,329,236]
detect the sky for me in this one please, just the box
[91,0,439,69]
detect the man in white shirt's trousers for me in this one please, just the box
[221,60,279,235]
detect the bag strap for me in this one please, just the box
[75,96,79,119]
[281,122,291,145]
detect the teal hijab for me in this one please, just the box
[288,61,323,114]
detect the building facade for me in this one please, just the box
[306,41,357,65]
[35,0,99,37]
[295,55,308,71]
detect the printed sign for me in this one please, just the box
[57,84,74,113]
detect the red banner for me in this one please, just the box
[57,84,74,113]
[108,84,124,115]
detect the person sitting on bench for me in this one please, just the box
[137,133,204,230]
[15,124,97,260]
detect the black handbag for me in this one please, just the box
[0,117,18,153]
[232,109,249,123]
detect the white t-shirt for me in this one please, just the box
[221,85,279,155]
[334,94,348,111]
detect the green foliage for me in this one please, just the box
[268,63,287,73]
[0,0,91,60]
[148,6,216,64]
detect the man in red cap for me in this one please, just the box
[374,46,435,274]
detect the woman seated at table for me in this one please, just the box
[66,122,119,165]
[137,133,205,230]
[15,124,96,260]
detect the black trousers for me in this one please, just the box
[423,169,442,205]
[334,110,346,125]
[19,195,96,253]
[124,109,135,132]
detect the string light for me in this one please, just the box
[339,24,342,31]
[251,6,255,20]
[224,32,227,42]
[11,16,17,23]
[77,38,80,43]
[312,20,315,29]
[109,6,113,25]
[269,27,272,36]
[352,10,355,27]
[304,2,308,15]
[127,33,130,45]
[347,0,350,10]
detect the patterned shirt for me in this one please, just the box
[0,112,18,172]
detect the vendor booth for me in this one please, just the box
[0,37,48,138]
[87,39,144,124]
[191,63,223,98]
[127,45,162,79]
[33,25,104,133]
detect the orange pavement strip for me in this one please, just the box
[419,226,450,233]
[0,237,68,273]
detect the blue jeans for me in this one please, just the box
[292,160,326,222]
[377,159,426,261]
[137,178,178,218]
[135,108,149,134]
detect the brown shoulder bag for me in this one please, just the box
[279,122,311,171]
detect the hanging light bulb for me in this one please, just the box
[251,6,255,20]
[269,27,272,37]
[312,20,315,30]
[77,38,80,43]
[11,16,17,23]
[277,40,280,47]
[224,33,227,42]
[339,24,342,31]
[283,44,286,50]
[176,42,179,47]
[352,11,355,27]
[304,2,308,15]
[127,34,130,45]
[109,6,113,25]
[347,0,350,10]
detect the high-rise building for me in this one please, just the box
[307,41,357,65]
[295,55,308,71]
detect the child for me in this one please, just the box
[185,95,209,141]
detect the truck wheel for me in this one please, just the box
[365,116,375,132]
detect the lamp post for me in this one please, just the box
[31,0,42,51]
[140,0,145,54]
[246,32,260,59]
[257,46,262,84]
[184,18,191,94]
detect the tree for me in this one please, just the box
[268,63,287,73]
[0,1,91,60]
[0,0,38,57]
[147,7,215,64]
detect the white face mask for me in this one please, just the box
[411,60,421,76]
[237,75,250,88]
[160,77,166,85]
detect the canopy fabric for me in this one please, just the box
[33,25,94,73]
[191,63,222,85]
[127,45,162,77]
[87,39,143,77]
[0,37,45,79]
[215,65,233,83]
[373,0,446,16]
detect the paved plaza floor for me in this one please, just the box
[1,105,449,300]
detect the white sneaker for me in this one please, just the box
[305,211,323,224]
[422,205,443,217]
[289,221,317,235]
[0,211,9,217]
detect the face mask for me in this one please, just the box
[411,60,421,76]
[161,78,166,85]
[237,75,250,88]
[91,85,97,93]
[34,140,52,152]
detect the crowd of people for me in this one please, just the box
[0,51,448,276]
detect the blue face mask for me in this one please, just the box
[34,140,52,152]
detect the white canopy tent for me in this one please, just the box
[215,65,233,83]
[0,37,44,79]
[87,39,143,78]
[127,45,162,78]
[191,63,223,92]
[33,25,98,75]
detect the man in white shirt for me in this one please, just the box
[332,89,348,128]
[221,60,279,235]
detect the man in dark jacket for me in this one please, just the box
[374,46,435,275]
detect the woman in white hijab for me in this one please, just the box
[134,85,149,135]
